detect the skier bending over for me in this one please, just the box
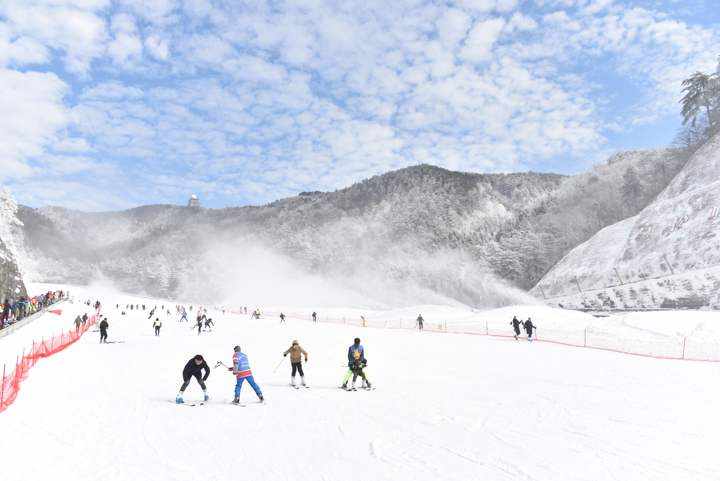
[153,318,162,336]
[341,338,372,390]
[416,314,424,331]
[204,317,214,331]
[99,317,109,343]
[283,340,308,387]
[230,346,264,404]
[510,316,522,340]
[176,355,210,404]
[280,313,286,323]
[524,318,536,341]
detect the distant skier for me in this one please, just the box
[229,346,264,404]
[283,340,308,387]
[341,338,371,390]
[195,316,203,335]
[312,312,317,323]
[94,300,101,314]
[204,317,214,331]
[74,315,82,332]
[524,318,536,341]
[280,313,286,323]
[510,316,522,340]
[81,313,88,325]
[99,317,109,343]
[179,306,188,322]
[176,355,210,404]
[153,318,162,336]
[148,306,156,319]
[416,314,424,331]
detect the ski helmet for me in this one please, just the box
[234,345,241,352]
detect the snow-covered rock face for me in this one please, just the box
[0,189,27,300]
[533,133,720,309]
[16,154,687,308]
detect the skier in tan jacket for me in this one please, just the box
[283,340,309,388]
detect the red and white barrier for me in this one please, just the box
[0,314,97,413]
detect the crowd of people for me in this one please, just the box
[0,290,67,331]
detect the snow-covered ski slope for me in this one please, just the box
[1,289,719,481]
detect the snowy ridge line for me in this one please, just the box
[263,310,720,363]
[0,313,98,414]
[539,261,720,300]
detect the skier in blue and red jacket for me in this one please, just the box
[230,346,264,404]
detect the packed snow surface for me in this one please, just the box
[1,287,719,481]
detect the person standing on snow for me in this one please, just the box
[229,346,264,404]
[176,355,210,404]
[74,315,82,332]
[283,340,308,387]
[416,314,424,331]
[195,315,203,335]
[341,338,371,390]
[99,317,109,343]
[510,316,522,340]
[280,313,286,323]
[524,318,536,341]
[311,311,317,323]
[153,318,162,336]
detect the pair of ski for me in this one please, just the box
[342,386,375,391]
[179,400,265,407]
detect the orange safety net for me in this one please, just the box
[0,314,97,413]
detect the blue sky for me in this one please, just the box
[1,0,718,210]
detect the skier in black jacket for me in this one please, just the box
[510,316,522,340]
[523,318,536,341]
[99,317,109,343]
[176,355,210,404]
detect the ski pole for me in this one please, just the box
[215,361,234,373]
[272,357,285,373]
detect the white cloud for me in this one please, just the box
[0,1,108,73]
[507,13,538,32]
[0,0,717,210]
[108,13,143,66]
[459,18,506,63]
[145,34,170,61]
[436,8,472,50]
[0,25,50,66]
[0,69,69,181]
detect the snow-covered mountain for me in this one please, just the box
[17,151,687,308]
[0,190,27,300]
[533,133,720,309]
